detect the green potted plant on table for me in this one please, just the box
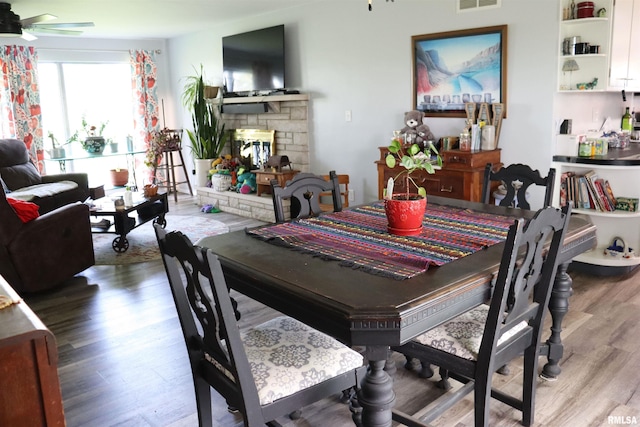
[384,138,442,236]
[185,74,228,187]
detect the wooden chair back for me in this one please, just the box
[155,224,259,425]
[320,174,349,211]
[271,170,342,222]
[482,163,556,210]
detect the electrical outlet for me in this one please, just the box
[592,109,600,123]
[192,169,196,175]
[348,189,355,202]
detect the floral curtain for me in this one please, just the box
[0,46,43,173]
[130,49,160,182]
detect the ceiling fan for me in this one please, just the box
[0,2,94,40]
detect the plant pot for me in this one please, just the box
[194,158,213,187]
[384,194,427,236]
[110,169,129,187]
[51,147,66,159]
[84,137,106,155]
[204,86,219,99]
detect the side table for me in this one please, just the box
[253,170,299,196]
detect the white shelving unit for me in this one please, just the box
[557,1,613,92]
[552,157,640,273]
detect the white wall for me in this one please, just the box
[167,0,568,206]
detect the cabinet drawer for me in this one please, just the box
[442,149,500,169]
[256,173,277,184]
[424,175,464,199]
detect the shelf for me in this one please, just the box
[575,248,640,267]
[574,208,640,217]
[560,17,609,25]
[560,53,607,59]
[211,93,309,113]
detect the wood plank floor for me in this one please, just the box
[24,195,640,427]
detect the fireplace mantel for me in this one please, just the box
[214,93,309,113]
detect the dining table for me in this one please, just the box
[198,196,596,427]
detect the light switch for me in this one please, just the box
[345,110,352,122]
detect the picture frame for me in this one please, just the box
[412,25,508,118]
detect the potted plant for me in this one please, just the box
[76,117,109,155]
[181,64,219,109]
[47,132,70,159]
[186,74,228,187]
[384,138,442,235]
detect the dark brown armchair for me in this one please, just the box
[0,185,95,294]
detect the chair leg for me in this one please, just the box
[474,371,491,427]
[289,409,302,420]
[497,363,510,375]
[437,367,452,391]
[178,150,194,196]
[521,346,538,426]
[193,376,213,427]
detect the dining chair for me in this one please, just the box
[391,204,571,427]
[481,163,556,210]
[271,170,342,222]
[154,224,366,427]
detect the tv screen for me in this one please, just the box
[222,25,285,94]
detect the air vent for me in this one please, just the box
[457,0,500,12]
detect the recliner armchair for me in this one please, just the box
[0,184,95,294]
[0,138,89,214]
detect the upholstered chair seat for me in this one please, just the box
[413,305,528,361]
[210,316,363,406]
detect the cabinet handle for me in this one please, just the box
[449,156,468,164]
[440,186,453,193]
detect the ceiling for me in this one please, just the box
[9,0,318,40]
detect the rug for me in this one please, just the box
[92,214,230,265]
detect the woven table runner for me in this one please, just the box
[247,202,514,280]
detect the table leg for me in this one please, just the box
[541,261,573,380]
[356,346,395,427]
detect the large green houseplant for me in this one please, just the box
[383,138,442,235]
[186,74,228,186]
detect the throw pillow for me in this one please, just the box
[7,197,40,223]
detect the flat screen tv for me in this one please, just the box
[222,25,285,94]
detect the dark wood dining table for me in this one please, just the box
[198,196,596,427]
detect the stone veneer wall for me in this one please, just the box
[196,96,308,222]
[220,98,310,172]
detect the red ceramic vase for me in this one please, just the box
[384,194,427,236]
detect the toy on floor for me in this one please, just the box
[201,204,221,213]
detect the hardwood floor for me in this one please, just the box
[24,195,640,427]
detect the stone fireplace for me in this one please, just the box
[196,94,309,222]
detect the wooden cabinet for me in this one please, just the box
[0,276,65,426]
[609,0,640,90]
[557,0,612,91]
[253,170,299,196]
[376,147,501,202]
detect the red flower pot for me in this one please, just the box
[384,194,427,236]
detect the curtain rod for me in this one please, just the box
[37,48,162,54]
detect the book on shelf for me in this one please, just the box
[603,180,617,208]
[583,170,606,211]
[578,176,591,209]
[595,180,612,211]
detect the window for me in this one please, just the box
[38,62,135,186]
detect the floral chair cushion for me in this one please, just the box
[413,304,528,361]
[207,316,364,406]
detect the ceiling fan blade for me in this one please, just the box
[28,27,84,36]
[20,14,57,27]
[29,22,95,29]
[21,30,37,41]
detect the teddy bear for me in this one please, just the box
[400,110,424,144]
[236,172,257,194]
[415,124,435,148]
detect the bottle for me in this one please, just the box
[621,107,633,132]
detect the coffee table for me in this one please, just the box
[89,192,168,252]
